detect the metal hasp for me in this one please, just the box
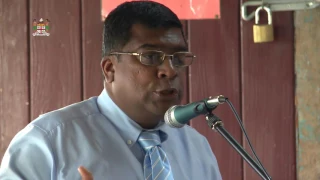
[241,0,320,21]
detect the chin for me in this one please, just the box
[153,101,180,116]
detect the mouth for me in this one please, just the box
[154,88,179,98]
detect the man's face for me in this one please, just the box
[104,23,189,125]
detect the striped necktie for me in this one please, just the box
[138,130,174,180]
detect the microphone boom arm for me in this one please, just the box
[206,113,272,180]
[164,95,272,179]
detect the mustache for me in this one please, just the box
[154,81,181,91]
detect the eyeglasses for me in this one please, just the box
[109,50,196,67]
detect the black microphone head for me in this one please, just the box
[164,105,185,128]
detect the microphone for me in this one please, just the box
[164,95,226,128]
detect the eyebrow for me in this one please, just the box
[137,44,188,52]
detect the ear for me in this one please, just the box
[101,57,115,83]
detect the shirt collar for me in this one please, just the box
[97,89,169,147]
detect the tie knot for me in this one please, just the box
[138,131,161,151]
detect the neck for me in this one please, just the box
[105,88,163,129]
[136,119,162,129]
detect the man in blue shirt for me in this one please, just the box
[0,1,222,180]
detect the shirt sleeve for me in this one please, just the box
[203,137,223,180]
[0,124,55,180]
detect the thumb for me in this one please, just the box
[78,166,93,180]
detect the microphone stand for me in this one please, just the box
[205,113,272,180]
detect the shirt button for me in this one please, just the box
[127,140,132,145]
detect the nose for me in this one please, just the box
[157,57,177,79]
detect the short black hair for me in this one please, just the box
[102,1,185,58]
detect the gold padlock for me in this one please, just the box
[253,6,274,43]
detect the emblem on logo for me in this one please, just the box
[32,18,50,36]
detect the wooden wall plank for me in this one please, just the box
[241,10,296,179]
[81,0,104,99]
[30,0,82,119]
[0,0,30,159]
[180,20,189,106]
[188,0,243,178]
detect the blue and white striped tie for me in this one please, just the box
[138,131,174,180]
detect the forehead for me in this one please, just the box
[123,23,187,52]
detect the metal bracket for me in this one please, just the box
[241,1,320,21]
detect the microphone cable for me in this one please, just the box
[225,98,271,180]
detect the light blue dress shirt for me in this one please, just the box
[0,90,222,180]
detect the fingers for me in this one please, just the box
[78,166,93,180]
